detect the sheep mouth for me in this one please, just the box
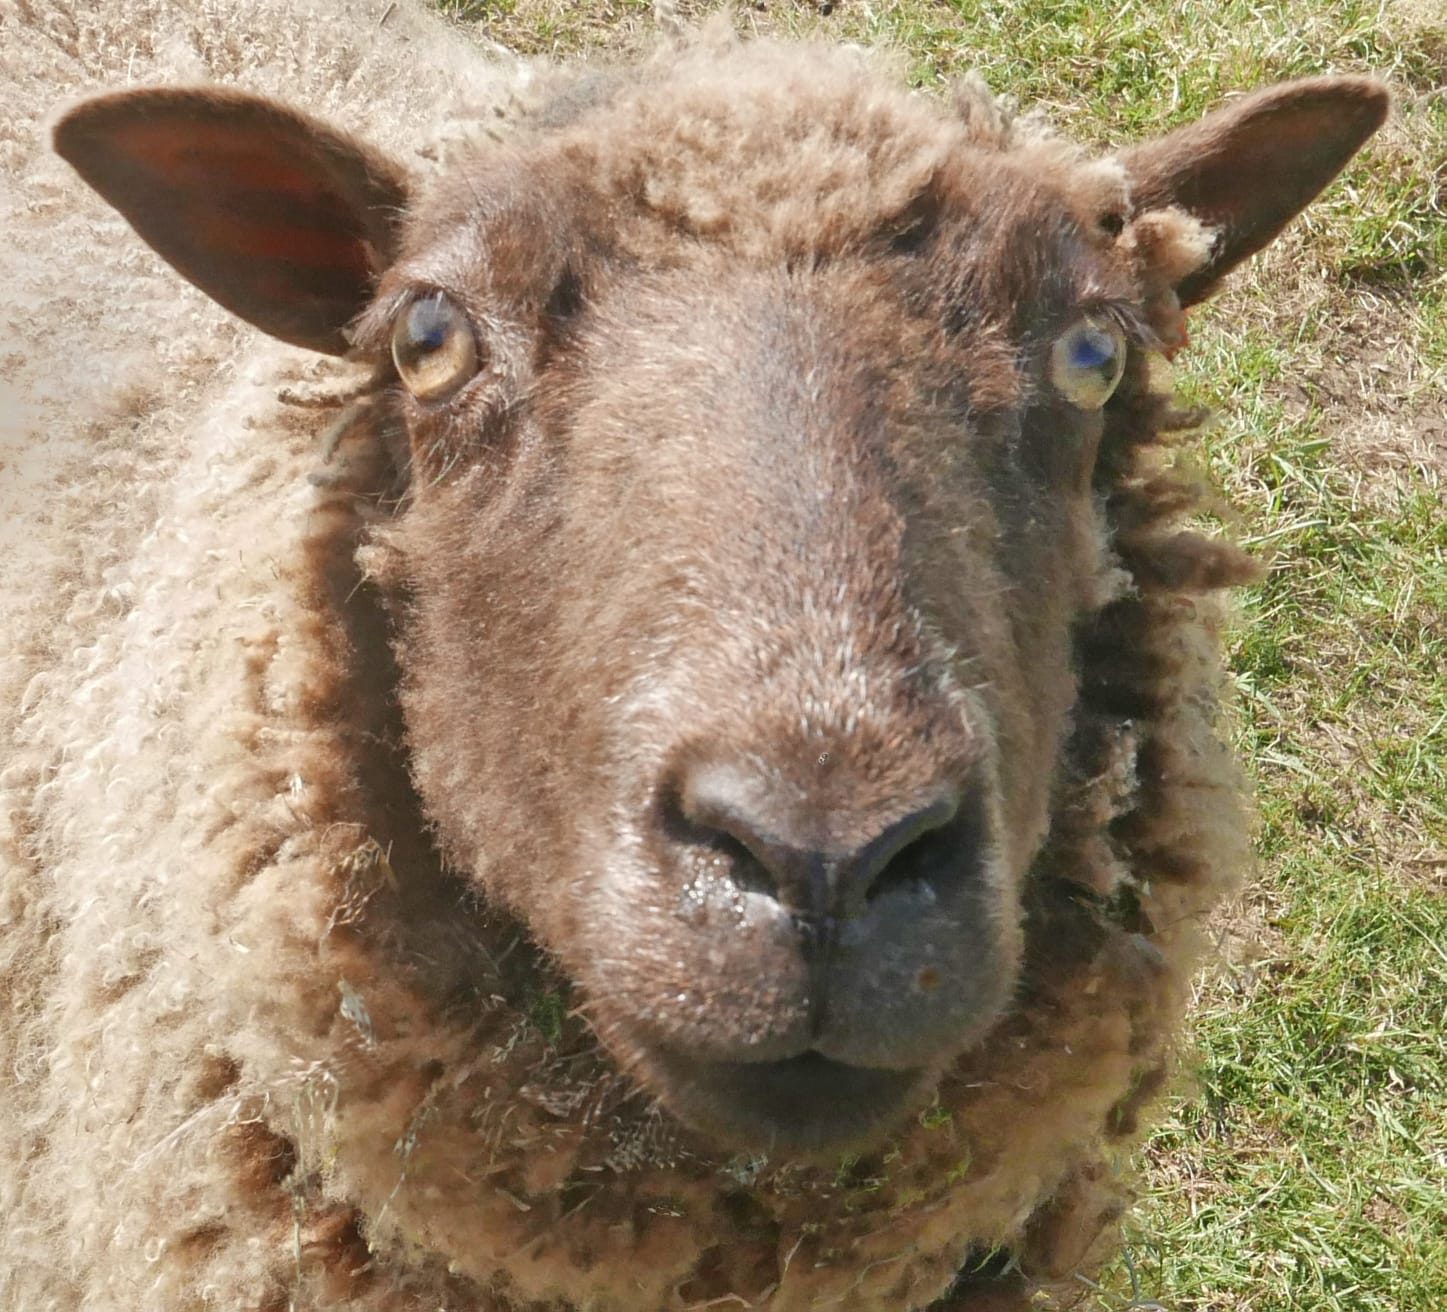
[649,1048,929,1156]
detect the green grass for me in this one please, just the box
[431,2,1446,1307]
[1118,297,1447,1308]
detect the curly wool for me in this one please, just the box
[2,5,1252,1310]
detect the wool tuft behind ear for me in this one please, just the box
[1120,77,1389,305]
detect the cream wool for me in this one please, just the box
[0,2,524,1306]
[1,4,1386,1310]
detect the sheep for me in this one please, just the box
[0,1,1387,1308]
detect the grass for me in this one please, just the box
[429,2,1445,1307]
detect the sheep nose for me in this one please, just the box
[675,760,962,923]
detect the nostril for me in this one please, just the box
[862,792,978,908]
[659,764,784,901]
[661,757,981,923]
[862,793,976,904]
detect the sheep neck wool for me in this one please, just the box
[3,5,1277,1310]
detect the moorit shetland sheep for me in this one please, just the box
[0,1,1386,1308]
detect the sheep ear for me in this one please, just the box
[1121,77,1388,306]
[53,88,410,355]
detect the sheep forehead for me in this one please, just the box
[603,50,1121,249]
[423,41,1131,271]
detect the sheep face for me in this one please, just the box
[366,156,1129,1154]
[54,54,1386,1159]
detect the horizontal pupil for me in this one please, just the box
[391,292,480,403]
[1071,333,1115,371]
[405,303,452,356]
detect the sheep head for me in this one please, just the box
[54,53,1385,1161]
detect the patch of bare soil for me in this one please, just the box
[1236,73,1444,502]
[1208,268,1443,512]
[1296,286,1442,488]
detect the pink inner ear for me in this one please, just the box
[113,118,326,194]
[189,211,373,271]
[113,118,373,277]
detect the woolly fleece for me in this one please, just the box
[2,4,1254,1310]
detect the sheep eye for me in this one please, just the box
[391,293,479,402]
[1050,318,1126,410]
